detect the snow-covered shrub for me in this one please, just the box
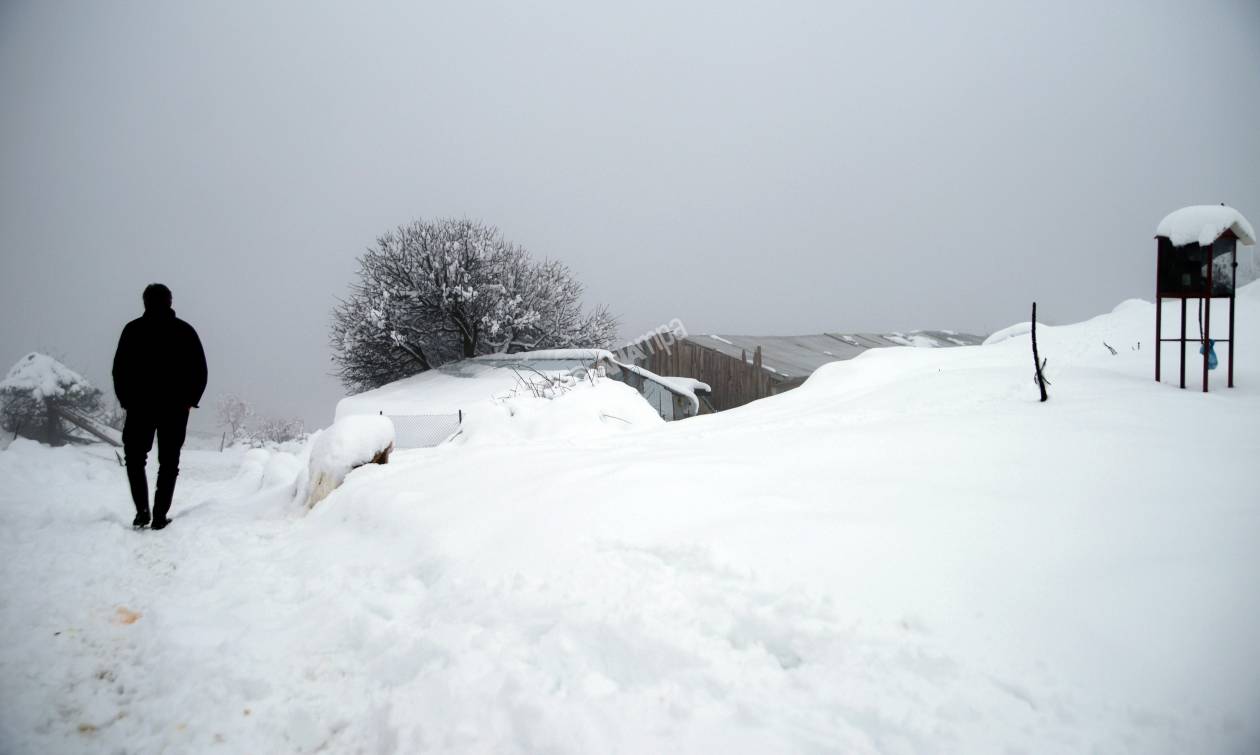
[301,415,395,508]
[502,366,593,401]
[98,401,126,432]
[215,394,305,449]
[330,218,618,392]
[0,353,103,445]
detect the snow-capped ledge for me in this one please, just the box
[303,415,395,508]
[1156,205,1255,247]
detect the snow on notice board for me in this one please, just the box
[1156,205,1255,247]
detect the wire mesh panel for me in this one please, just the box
[387,413,462,449]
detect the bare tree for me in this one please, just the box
[251,417,305,445]
[216,394,253,443]
[331,218,618,392]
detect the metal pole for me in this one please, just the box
[1155,244,1162,382]
[1203,296,1212,393]
[1228,295,1235,388]
[1179,297,1187,389]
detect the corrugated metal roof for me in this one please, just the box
[685,330,985,381]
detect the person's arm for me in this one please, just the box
[187,325,208,409]
[112,324,134,410]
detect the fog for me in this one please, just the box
[2,0,1258,431]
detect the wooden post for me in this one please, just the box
[1204,250,1213,393]
[753,346,763,402]
[43,400,62,446]
[1228,250,1236,389]
[1031,303,1049,402]
[1228,294,1236,388]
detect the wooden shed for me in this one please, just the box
[620,330,984,413]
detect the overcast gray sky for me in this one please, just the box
[2,0,1258,431]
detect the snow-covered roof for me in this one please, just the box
[0,353,95,401]
[473,349,614,363]
[1156,205,1255,247]
[611,359,710,413]
[337,359,573,420]
[338,349,652,420]
[679,331,986,381]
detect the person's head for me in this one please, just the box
[142,283,173,312]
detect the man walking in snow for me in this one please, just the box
[112,284,208,530]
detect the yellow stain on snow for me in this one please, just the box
[113,607,142,625]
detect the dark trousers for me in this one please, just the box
[123,408,190,520]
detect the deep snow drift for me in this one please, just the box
[1,286,1258,753]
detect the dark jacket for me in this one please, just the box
[112,307,208,411]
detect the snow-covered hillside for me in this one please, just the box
[1,286,1258,753]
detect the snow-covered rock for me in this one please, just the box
[302,415,395,507]
[1156,204,1255,247]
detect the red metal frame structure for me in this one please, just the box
[1154,230,1238,392]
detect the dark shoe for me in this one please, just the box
[150,516,170,531]
[133,510,151,528]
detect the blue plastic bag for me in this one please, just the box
[1199,339,1218,370]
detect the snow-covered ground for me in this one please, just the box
[2,286,1259,753]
